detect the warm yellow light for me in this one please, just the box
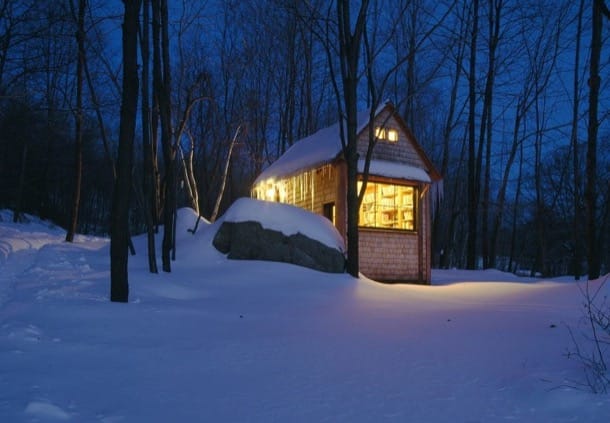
[375,126,385,139]
[278,183,287,202]
[261,179,275,201]
[266,186,275,200]
[359,181,416,230]
[388,129,398,142]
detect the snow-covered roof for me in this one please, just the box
[253,122,343,185]
[254,105,386,185]
[357,159,431,183]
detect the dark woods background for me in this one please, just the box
[0,0,608,277]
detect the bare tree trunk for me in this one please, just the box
[281,17,297,154]
[489,99,522,268]
[211,125,241,222]
[65,0,86,243]
[336,0,370,277]
[533,87,547,277]
[444,130,468,269]
[179,141,200,215]
[141,0,158,274]
[533,181,546,275]
[508,142,524,273]
[302,28,315,136]
[466,0,479,270]
[572,0,585,280]
[152,0,175,272]
[83,16,136,257]
[13,140,27,223]
[84,49,116,179]
[150,45,160,233]
[39,117,51,221]
[585,0,609,280]
[480,0,502,269]
[111,0,141,302]
[404,2,417,129]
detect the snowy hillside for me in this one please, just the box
[1,207,609,422]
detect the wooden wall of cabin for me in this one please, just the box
[359,230,420,281]
[275,163,342,233]
[358,182,431,283]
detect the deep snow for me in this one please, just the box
[1,207,609,422]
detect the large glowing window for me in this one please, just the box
[358,181,416,230]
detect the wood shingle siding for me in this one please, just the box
[357,109,426,169]
[359,230,420,281]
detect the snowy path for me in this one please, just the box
[0,218,109,421]
[0,220,64,309]
[0,217,106,310]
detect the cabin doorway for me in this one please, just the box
[323,202,335,225]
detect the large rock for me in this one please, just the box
[213,220,345,273]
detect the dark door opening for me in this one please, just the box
[323,202,335,225]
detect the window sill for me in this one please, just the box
[358,226,417,235]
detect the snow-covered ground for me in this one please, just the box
[1,207,609,422]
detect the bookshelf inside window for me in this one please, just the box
[358,181,416,231]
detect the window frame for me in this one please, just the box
[358,179,417,232]
[374,126,399,143]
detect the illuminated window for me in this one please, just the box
[375,126,386,139]
[374,126,398,143]
[358,181,416,230]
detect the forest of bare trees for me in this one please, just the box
[0,0,608,286]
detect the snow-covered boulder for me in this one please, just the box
[212,199,345,273]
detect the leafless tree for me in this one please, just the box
[331,0,370,276]
[479,0,503,268]
[435,1,469,268]
[65,0,86,242]
[466,0,479,270]
[152,0,175,272]
[110,0,141,302]
[140,0,158,273]
[585,0,610,280]
[571,0,586,280]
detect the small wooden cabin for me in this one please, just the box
[251,102,441,284]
